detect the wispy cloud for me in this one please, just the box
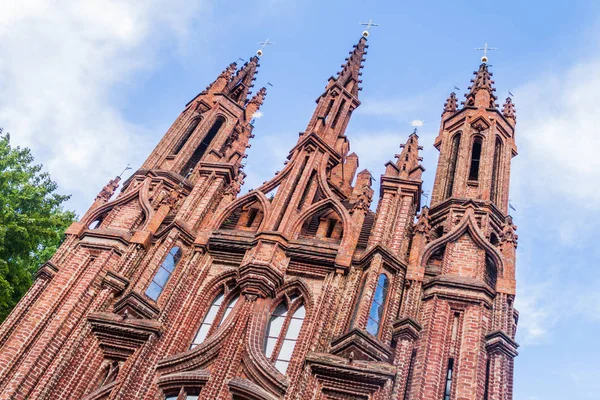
[0,0,209,213]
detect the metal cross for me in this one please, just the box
[258,39,274,52]
[360,19,379,32]
[475,43,497,62]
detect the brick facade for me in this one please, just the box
[0,36,519,400]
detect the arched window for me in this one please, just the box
[145,246,183,301]
[190,291,239,348]
[173,118,201,155]
[264,299,306,374]
[468,137,483,181]
[180,117,225,176]
[490,136,503,204]
[366,274,389,336]
[445,133,461,198]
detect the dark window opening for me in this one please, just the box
[325,219,337,238]
[246,208,258,227]
[490,137,503,204]
[468,138,483,181]
[443,358,455,400]
[445,134,461,198]
[484,358,491,400]
[298,170,316,210]
[323,99,335,124]
[181,117,225,176]
[331,99,346,128]
[174,118,200,155]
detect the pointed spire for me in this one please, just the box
[387,129,424,181]
[502,96,516,123]
[225,56,259,106]
[463,63,498,109]
[442,92,458,116]
[334,36,368,96]
[245,86,267,121]
[206,62,237,94]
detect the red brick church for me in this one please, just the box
[0,33,519,400]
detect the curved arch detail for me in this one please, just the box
[211,190,272,231]
[288,198,351,242]
[420,208,504,278]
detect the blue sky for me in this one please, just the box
[1,1,600,398]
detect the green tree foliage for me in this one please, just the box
[0,129,76,321]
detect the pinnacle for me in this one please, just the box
[391,131,424,180]
[443,92,458,116]
[225,55,260,105]
[502,96,516,123]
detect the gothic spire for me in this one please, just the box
[502,96,516,123]
[225,56,260,106]
[333,36,368,97]
[442,92,458,116]
[463,63,498,109]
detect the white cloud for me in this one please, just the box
[514,59,600,210]
[0,0,209,214]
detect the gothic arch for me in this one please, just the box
[156,270,240,375]
[212,190,272,231]
[289,198,350,242]
[242,279,313,397]
[83,178,154,231]
[420,209,504,279]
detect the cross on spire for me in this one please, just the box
[475,42,497,63]
[360,19,379,37]
[256,38,274,57]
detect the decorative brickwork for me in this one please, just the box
[0,36,518,400]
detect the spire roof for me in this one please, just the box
[225,56,260,105]
[502,96,516,123]
[334,36,368,96]
[385,129,425,181]
[443,92,458,116]
[463,63,498,109]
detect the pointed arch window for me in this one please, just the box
[191,290,240,348]
[468,137,483,181]
[366,273,389,336]
[181,116,225,176]
[264,296,306,374]
[445,133,461,198]
[173,118,201,155]
[145,246,182,301]
[490,136,503,204]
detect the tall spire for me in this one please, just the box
[224,56,259,106]
[463,63,498,109]
[333,36,368,96]
[392,129,424,180]
[502,96,516,123]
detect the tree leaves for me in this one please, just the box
[0,130,76,321]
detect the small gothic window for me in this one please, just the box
[88,218,103,229]
[331,99,346,128]
[468,137,483,181]
[174,118,201,155]
[490,136,503,204]
[145,246,182,301]
[181,117,225,176]
[443,358,455,400]
[191,291,239,348]
[445,133,461,198]
[366,274,389,336]
[264,298,306,374]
